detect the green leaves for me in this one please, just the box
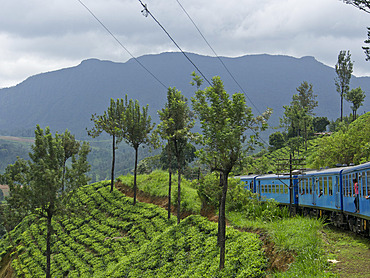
[122,95,154,150]
[308,112,370,167]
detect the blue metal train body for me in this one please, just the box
[239,162,370,235]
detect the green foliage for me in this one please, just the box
[247,137,323,174]
[106,215,266,278]
[280,81,317,151]
[328,115,352,132]
[293,81,318,114]
[87,98,125,192]
[345,86,366,119]
[0,180,267,277]
[308,112,370,168]
[191,75,271,268]
[2,126,91,277]
[117,171,201,214]
[196,173,288,222]
[335,50,353,121]
[156,87,195,222]
[270,217,334,277]
[137,154,161,175]
[313,116,330,132]
[122,95,153,150]
[269,131,285,151]
[0,139,32,174]
[122,95,154,206]
[0,181,175,277]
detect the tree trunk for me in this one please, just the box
[177,160,181,224]
[62,159,66,192]
[341,92,343,122]
[168,148,172,220]
[219,172,228,270]
[110,134,116,192]
[217,173,223,247]
[133,146,138,206]
[46,209,52,278]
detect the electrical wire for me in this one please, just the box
[76,0,168,89]
[174,0,272,147]
[138,0,211,86]
[175,0,263,116]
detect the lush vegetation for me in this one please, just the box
[0,181,266,277]
[308,112,370,168]
[117,170,202,214]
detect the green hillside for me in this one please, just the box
[248,112,370,174]
[0,181,265,277]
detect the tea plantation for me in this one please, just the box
[0,181,266,277]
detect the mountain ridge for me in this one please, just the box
[0,52,369,138]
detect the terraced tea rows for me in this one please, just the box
[0,181,175,277]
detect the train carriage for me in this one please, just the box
[238,161,370,236]
[297,167,346,212]
[255,174,291,204]
[342,162,370,219]
[238,174,258,193]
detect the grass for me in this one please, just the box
[117,170,202,214]
[227,212,337,277]
[321,226,370,278]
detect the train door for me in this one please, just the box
[312,177,317,205]
[293,176,299,205]
[334,176,341,208]
[258,180,261,200]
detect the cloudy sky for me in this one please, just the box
[0,0,369,88]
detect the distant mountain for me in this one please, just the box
[0,52,369,138]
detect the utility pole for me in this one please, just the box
[277,155,306,216]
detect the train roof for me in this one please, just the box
[236,174,258,180]
[342,161,370,174]
[235,162,370,180]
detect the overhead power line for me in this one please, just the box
[175,0,271,147]
[175,0,263,117]
[76,0,168,89]
[138,0,211,86]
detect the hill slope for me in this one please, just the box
[1,52,369,138]
[0,181,265,277]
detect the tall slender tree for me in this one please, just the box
[156,88,194,223]
[192,75,270,269]
[61,129,80,191]
[87,98,125,192]
[3,125,90,278]
[121,95,154,206]
[335,50,353,121]
[345,86,366,120]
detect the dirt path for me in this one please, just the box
[115,181,294,273]
[322,227,370,278]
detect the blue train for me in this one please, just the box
[238,161,370,235]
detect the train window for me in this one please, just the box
[309,178,312,194]
[316,177,320,195]
[305,178,308,194]
[324,177,328,195]
[344,175,348,196]
[361,172,366,196]
[328,177,333,196]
